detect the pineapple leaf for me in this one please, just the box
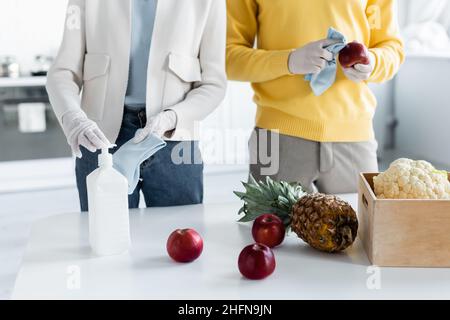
[238,206,246,215]
[234,174,307,228]
[233,191,246,199]
[238,212,264,222]
[248,174,259,186]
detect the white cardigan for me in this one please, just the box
[46,0,227,142]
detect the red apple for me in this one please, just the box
[252,214,285,248]
[339,41,370,68]
[166,229,203,263]
[238,243,276,280]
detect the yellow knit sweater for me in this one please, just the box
[226,0,405,142]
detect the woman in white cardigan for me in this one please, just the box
[46,0,227,211]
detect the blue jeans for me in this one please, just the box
[75,107,204,212]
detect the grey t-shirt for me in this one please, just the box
[125,0,157,109]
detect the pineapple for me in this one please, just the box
[234,176,358,253]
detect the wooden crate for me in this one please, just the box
[358,173,450,267]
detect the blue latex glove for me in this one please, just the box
[113,134,166,194]
[305,28,347,96]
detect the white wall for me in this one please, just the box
[398,0,450,29]
[0,0,68,73]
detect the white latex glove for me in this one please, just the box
[342,51,376,83]
[288,39,340,75]
[133,110,177,143]
[61,111,111,158]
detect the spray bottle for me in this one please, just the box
[87,148,130,256]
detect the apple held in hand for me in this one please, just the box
[339,41,370,68]
[252,214,286,248]
[167,229,203,263]
[238,243,276,280]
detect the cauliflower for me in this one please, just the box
[373,158,450,199]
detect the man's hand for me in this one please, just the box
[288,39,340,75]
[342,51,375,83]
[133,110,177,143]
[61,111,112,158]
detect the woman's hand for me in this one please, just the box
[342,51,375,83]
[61,111,112,158]
[288,39,339,75]
[133,110,177,143]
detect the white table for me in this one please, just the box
[12,194,450,300]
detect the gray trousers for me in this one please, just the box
[249,127,379,194]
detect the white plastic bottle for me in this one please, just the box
[87,148,130,256]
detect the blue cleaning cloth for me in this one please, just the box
[113,134,166,194]
[305,27,347,96]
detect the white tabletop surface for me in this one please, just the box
[12,194,450,300]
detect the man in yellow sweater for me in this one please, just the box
[227,0,404,193]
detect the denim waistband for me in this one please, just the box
[123,106,146,128]
[124,105,146,114]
